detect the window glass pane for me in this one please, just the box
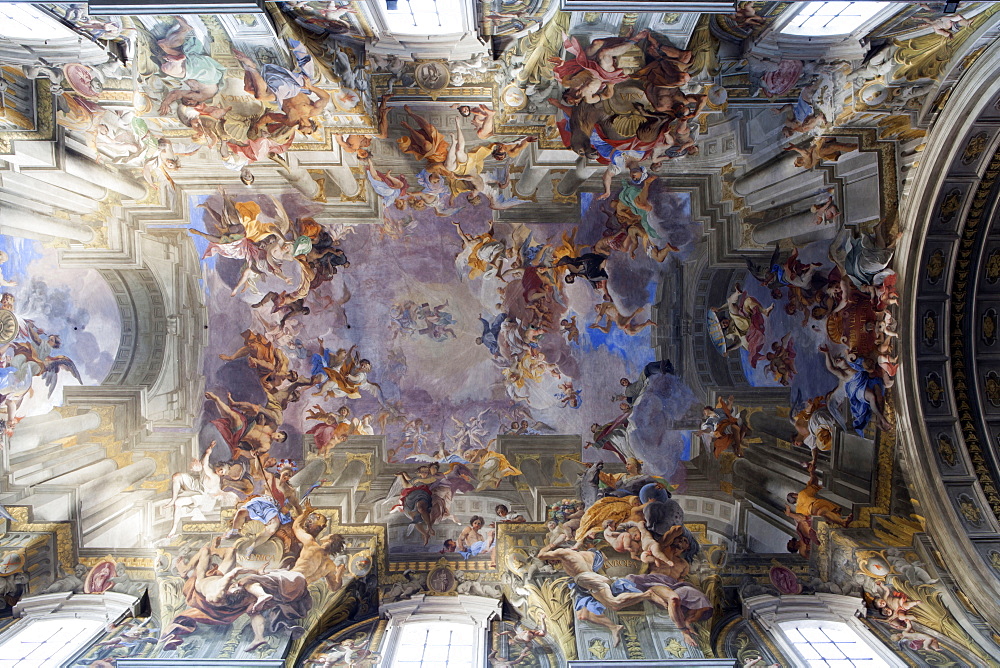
[391,622,477,668]
[817,643,845,659]
[781,1,890,36]
[783,627,805,643]
[778,621,891,668]
[800,627,829,643]
[0,618,103,667]
[448,645,473,660]
[382,0,464,36]
[795,643,821,660]
[821,625,858,643]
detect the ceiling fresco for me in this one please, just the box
[3,1,1000,666]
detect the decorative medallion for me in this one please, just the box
[984,308,998,346]
[426,565,457,594]
[958,493,984,526]
[989,550,1000,571]
[0,552,23,576]
[923,310,938,346]
[938,433,957,467]
[939,188,962,224]
[84,558,117,593]
[925,372,944,407]
[986,370,1000,406]
[0,309,17,345]
[926,249,945,284]
[349,550,373,578]
[501,84,527,111]
[858,553,892,578]
[414,61,450,95]
[963,131,990,165]
[769,565,802,594]
[988,249,1000,284]
[588,638,609,659]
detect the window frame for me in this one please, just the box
[0,616,106,668]
[379,594,500,668]
[776,618,894,666]
[0,591,140,668]
[744,593,905,668]
[777,1,893,38]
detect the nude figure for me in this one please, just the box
[590,300,656,335]
[537,538,648,646]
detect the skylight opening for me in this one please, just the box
[780,1,890,37]
[382,0,465,35]
[0,3,76,41]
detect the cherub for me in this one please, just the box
[602,519,643,560]
[619,520,676,568]
[488,647,531,667]
[891,629,941,651]
[764,332,797,387]
[917,4,970,38]
[873,580,921,631]
[452,103,495,139]
[497,612,547,646]
[812,188,840,225]
[784,137,857,169]
[590,300,656,336]
[733,1,766,28]
[560,316,580,344]
[558,381,581,408]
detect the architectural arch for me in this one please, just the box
[900,34,1000,630]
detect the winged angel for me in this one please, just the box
[0,320,82,432]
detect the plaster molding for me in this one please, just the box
[898,33,1000,631]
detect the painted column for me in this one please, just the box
[277,158,321,200]
[325,164,360,198]
[556,155,596,197]
[752,209,837,245]
[748,412,798,444]
[41,458,118,488]
[63,151,146,200]
[0,208,95,244]
[733,154,801,196]
[291,457,328,491]
[515,164,550,197]
[10,412,100,453]
[25,169,106,201]
[79,457,156,512]
[330,458,366,491]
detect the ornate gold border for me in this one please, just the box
[948,146,1000,521]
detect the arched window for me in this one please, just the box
[0,617,105,667]
[744,594,904,668]
[780,1,891,37]
[0,591,139,668]
[392,621,477,667]
[777,619,891,667]
[379,594,500,668]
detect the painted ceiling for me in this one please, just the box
[2,0,1000,666]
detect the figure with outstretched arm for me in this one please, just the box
[786,448,854,528]
[537,538,648,647]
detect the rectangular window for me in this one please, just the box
[780,1,890,36]
[778,621,892,668]
[392,622,477,668]
[0,618,104,667]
